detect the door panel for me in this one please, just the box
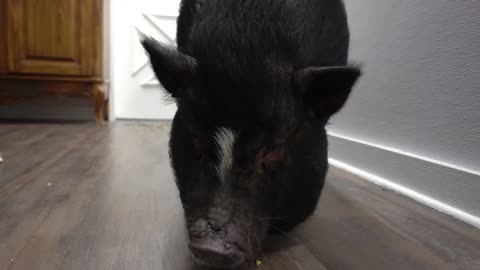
[7,0,94,76]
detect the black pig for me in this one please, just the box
[141,0,361,268]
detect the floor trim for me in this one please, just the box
[327,132,480,230]
[329,132,480,177]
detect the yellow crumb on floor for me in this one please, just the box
[256,260,262,267]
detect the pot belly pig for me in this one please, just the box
[141,0,361,268]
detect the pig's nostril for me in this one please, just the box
[189,237,245,269]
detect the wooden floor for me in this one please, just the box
[0,122,479,270]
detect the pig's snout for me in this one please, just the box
[189,234,245,269]
[188,218,247,269]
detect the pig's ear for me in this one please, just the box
[141,37,197,98]
[294,66,361,119]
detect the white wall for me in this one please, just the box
[328,0,480,226]
[111,0,180,120]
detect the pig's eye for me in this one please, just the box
[257,144,285,173]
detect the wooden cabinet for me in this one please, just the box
[0,0,107,123]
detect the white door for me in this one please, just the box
[111,0,181,120]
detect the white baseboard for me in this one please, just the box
[327,132,480,230]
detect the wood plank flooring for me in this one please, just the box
[0,121,478,270]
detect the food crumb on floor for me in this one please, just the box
[47,182,52,187]
[256,260,262,267]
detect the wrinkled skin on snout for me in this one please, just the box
[142,0,361,268]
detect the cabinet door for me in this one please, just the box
[7,0,95,76]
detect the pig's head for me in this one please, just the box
[142,38,360,268]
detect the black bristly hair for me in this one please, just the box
[141,0,361,267]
